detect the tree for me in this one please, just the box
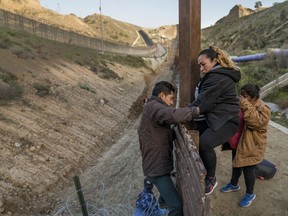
[255,1,263,8]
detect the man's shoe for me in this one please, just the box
[220,183,240,193]
[240,193,256,207]
[158,202,167,209]
[205,177,218,195]
[158,208,169,215]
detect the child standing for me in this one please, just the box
[220,84,271,207]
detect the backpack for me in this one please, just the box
[255,159,277,180]
[133,189,167,216]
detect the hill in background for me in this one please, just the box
[0,0,144,45]
[216,4,255,24]
[201,1,288,55]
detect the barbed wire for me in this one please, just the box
[52,182,134,216]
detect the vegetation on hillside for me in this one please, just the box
[0,27,149,104]
[0,66,23,102]
[0,2,142,45]
[84,14,141,45]
[0,28,42,59]
[201,1,288,127]
[265,85,288,127]
[201,1,288,54]
[238,52,288,88]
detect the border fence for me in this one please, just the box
[0,9,157,57]
[174,126,209,216]
[52,126,209,216]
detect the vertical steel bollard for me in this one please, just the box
[73,176,89,216]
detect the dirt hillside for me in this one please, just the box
[0,0,142,45]
[216,4,255,25]
[0,35,161,215]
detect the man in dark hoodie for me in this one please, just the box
[190,46,241,195]
[138,81,195,216]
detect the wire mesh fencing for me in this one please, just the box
[52,181,134,216]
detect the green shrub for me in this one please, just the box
[23,37,42,50]
[0,37,13,49]
[105,54,147,68]
[79,83,96,93]
[0,113,14,124]
[100,67,120,80]
[239,53,288,88]
[0,67,23,101]
[10,45,35,59]
[33,83,51,97]
[75,58,87,66]
[0,28,42,58]
[264,86,288,109]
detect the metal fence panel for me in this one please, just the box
[174,126,210,216]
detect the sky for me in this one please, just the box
[39,0,285,28]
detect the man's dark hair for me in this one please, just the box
[152,81,175,96]
[241,84,260,99]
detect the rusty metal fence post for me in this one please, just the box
[176,0,205,213]
[178,0,201,107]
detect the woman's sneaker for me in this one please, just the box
[220,183,240,193]
[240,193,256,207]
[205,177,218,195]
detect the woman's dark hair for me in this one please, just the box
[241,84,260,99]
[152,81,175,96]
[199,46,237,69]
[198,47,218,61]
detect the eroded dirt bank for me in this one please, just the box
[0,47,156,215]
[51,60,175,216]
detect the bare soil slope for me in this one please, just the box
[0,40,155,215]
[0,0,141,45]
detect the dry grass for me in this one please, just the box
[0,2,141,45]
